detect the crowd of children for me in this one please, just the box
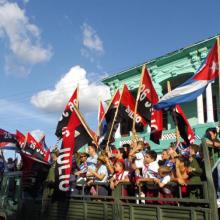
[68,131,213,204]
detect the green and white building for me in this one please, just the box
[102,35,220,152]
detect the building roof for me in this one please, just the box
[102,34,219,85]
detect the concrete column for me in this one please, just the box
[206,83,214,122]
[197,94,204,124]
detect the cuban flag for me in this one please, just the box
[154,41,219,109]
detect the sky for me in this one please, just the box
[0,0,219,148]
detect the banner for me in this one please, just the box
[56,105,96,191]
[0,128,18,149]
[172,105,195,146]
[55,87,78,138]
[119,84,147,135]
[23,133,50,162]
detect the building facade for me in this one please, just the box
[102,35,219,152]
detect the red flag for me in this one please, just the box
[98,89,121,147]
[150,109,163,144]
[55,86,79,138]
[172,105,195,145]
[119,84,147,135]
[23,133,50,162]
[16,130,26,149]
[137,65,163,143]
[56,106,96,191]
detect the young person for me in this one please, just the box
[110,161,129,191]
[87,155,109,196]
[137,150,159,203]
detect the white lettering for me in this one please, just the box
[125,106,142,123]
[59,180,70,191]
[59,147,71,153]
[57,150,71,165]
[62,128,70,137]
[58,164,70,175]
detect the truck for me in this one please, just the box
[0,139,218,220]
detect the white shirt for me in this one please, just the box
[113,170,129,181]
[86,154,98,171]
[135,152,144,169]
[95,165,108,183]
[160,175,171,194]
[142,161,159,178]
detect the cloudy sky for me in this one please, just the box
[0,0,219,147]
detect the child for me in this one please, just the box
[109,161,129,195]
[155,166,175,205]
[128,159,142,203]
[137,150,159,203]
[86,155,109,196]
[175,157,190,197]
[110,161,129,188]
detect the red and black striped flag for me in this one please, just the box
[118,84,147,135]
[55,86,79,138]
[98,89,120,146]
[136,65,163,144]
[23,133,50,163]
[56,105,96,191]
[172,105,195,146]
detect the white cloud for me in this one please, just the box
[0,0,52,75]
[31,65,111,114]
[82,23,104,53]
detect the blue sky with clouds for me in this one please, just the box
[0,0,219,147]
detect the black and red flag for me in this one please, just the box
[172,105,195,146]
[98,89,120,146]
[0,128,18,150]
[56,105,97,191]
[118,84,147,136]
[55,86,79,138]
[16,131,50,196]
[136,65,163,144]
[23,133,50,163]
[16,129,26,149]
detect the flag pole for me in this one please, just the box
[167,81,180,143]
[132,65,145,140]
[106,86,123,152]
[217,36,220,112]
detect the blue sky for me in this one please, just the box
[0,0,219,147]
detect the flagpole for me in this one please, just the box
[132,65,146,140]
[217,36,220,112]
[106,86,123,152]
[167,81,180,143]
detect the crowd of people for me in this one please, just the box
[44,126,220,205]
